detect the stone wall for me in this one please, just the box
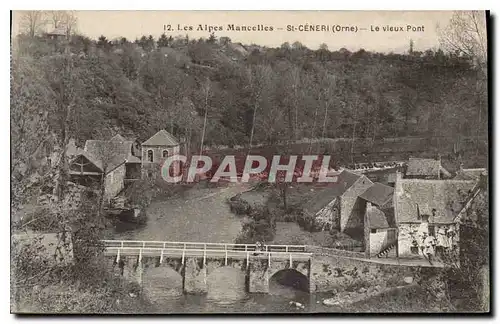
[141,145,180,180]
[106,253,422,297]
[311,255,420,293]
[340,176,373,233]
[104,163,126,201]
[369,229,396,256]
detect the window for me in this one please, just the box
[371,229,377,234]
[147,149,154,162]
[162,150,169,158]
[428,225,435,237]
[147,170,153,179]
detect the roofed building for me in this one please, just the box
[46,26,67,40]
[358,182,397,257]
[394,171,476,259]
[405,157,451,180]
[68,134,143,202]
[141,130,180,180]
[302,170,373,238]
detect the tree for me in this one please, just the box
[246,64,274,152]
[19,11,47,37]
[48,10,78,38]
[97,35,111,50]
[199,78,211,156]
[442,179,489,311]
[157,33,169,47]
[438,11,487,70]
[438,11,487,153]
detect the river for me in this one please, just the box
[105,182,340,313]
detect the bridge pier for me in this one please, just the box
[184,257,207,294]
[248,259,270,293]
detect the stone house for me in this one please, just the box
[68,134,142,202]
[358,182,397,257]
[141,130,180,180]
[302,170,373,239]
[393,171,476,260]
[404,157,451,180]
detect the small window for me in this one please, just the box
[147,149,154,162]
[147,170,153,179]
[428,225,435,237]
[162,150,169,158]
[371,229,377,234]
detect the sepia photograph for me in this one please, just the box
[10,9,490,314]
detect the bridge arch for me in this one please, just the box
[206,266,246,302]
[142,263,184,299]
[269,268,309,292]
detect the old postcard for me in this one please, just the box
[10,10,490,314]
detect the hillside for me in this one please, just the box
[11,34,487,203]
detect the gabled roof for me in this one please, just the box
[69,149,103,172]
[395,179,476,224]
[142,130,179,146]
[110,134,126,142]
[303,170,367,215]
[454,174,488,224]
[454,168,487,181]
[368,206,396,229]
[359,182,394,207]
[406,158,442,177]
[84,140,133,172]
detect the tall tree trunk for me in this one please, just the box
[351,121,357,166]
[200,88,209,156]
[248,102,258,155]
[319,101,329,154]
[308,94,320,154]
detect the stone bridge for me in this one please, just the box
[103,240,431,295]
[103,240,314,293]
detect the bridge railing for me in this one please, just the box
[105,246,312,267]
[102,240,307,253]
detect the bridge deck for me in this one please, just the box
[103,240,312,266]
[103,240,307,253]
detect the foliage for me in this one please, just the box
[12,29,487,159]
[235,207,276,244]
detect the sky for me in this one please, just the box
[11,10,478,53]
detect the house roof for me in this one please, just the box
[454,168,487,181]
[110,134,126,142]
[142,130,179,146]
[406,158,442,177]
[395,179,476,224]
[126,155,141,163]
[454,175,488,224]
[47,26,66,36]
[368,206,396,229]
[359,182,394,207]
[303,170,365,215]
[84,140,133,172]
[69,149,104,172]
